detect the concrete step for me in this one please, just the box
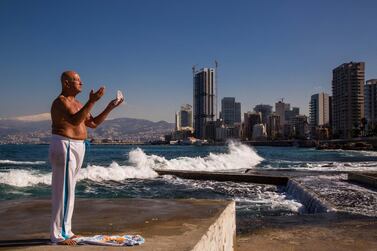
[0,199,236,251]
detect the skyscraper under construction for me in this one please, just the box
[193,67,216,139]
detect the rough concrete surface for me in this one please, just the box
[236,213,377,251]
[0,199,235,251]
[192,201,236,251]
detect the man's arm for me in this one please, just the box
[68,100,96,126]
[58,87,105,126]
[85,98,124,128]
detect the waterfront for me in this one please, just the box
[1,143,377,231]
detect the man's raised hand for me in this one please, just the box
[107,97,124,110]
[89,87,105,103]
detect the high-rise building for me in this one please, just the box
[275,101,290,126]
[288,115,308,139]
[365,79,377,130]
[254,104,272,125]
[221,97,241,126]
[328,96,332,128]
[252,124,267,140]
[309,92,330,128]
[285,107,299,122]
[175,104,193,131]
[243,112,262,140]
[235,102,241,123]
[175,112,180,131]
[193,68,216,139]
[332,62,365,138]
[221,97,235,126]
[309,93,331,139]
[267,113,280,140]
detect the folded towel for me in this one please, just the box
[73,234,145,246]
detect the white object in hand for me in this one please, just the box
[116,90,124,103]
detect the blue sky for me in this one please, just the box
[1,0,376,122]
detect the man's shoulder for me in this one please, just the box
[52,95,63,102]
[52,95,73,111]
[53,95,79,106]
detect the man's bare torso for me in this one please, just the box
[51,95,88,140]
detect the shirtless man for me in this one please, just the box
[49,71,123,245]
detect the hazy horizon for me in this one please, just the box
[0,112,175,123]
[1,0,376,123]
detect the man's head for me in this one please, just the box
[61,71,83,94]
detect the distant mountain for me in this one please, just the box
[89,117,174,142]
[0,113,51,122]
[0,115,174,143]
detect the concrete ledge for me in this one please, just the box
[155,169,289,185]
[0,199,236,251]
[192,201,235,251]
[286,179,334,213]
[348,172,377,189]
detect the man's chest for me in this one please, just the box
[67,100,83,113]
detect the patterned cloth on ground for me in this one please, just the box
[73,235,145,246]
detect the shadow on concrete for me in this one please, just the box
[347,180,377,192]
[0,239,51,247]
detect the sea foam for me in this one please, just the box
[0,160,46,165]
[0,142,262,187]
[0,169,51,187]
[138,141,263,171]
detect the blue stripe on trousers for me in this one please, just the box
[62,140,70,239]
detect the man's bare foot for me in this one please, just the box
[57,239,77,245]
[71,235,82,239]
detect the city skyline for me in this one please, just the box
[1,0,377,122]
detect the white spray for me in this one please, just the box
[0,142,262,187]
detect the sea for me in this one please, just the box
[1,142,377,232]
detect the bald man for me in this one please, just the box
[49,71,123,245]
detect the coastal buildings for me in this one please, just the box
[288,115,308,139]
[175,104,193,131]
[275,100,290,127]
[221,97,241,126]
[193,67,216,139]
[243,112,262,140]
[285,107,299,122]
[254,104,272,125]
[365,79,377,132]
[252,123,267,140]
[309,92,331,139]
[332,62,365,138]
[235,102,241,124]
[216,125,240,141]
[275,100,300,136]
[267,113,280,140]
[310,93,330,127]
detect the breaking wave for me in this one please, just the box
[132,141,263,171]
[0,169,51,187]
[0,160,46,165]
[0,142,262,187]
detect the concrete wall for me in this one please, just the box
[286,180,334,213]
[192,201,236,251]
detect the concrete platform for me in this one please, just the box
[245,168,349,178]
[155,169,289,185]
[348,172,377,189]
[0,199,236,250]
